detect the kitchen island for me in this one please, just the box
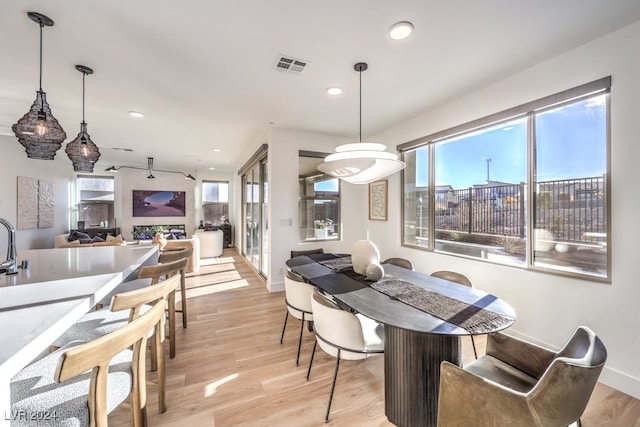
[0,245,158,424]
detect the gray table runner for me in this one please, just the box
[318,256,514,334]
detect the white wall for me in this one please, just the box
[112,168,196,240]
[368,21,640,398]
[266,128,368,291]
[0,135,75,254]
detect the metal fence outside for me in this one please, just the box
[430,175,606,244]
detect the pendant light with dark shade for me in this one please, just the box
[66,65,101,172]
[12,12,66,160]
[318,62,405,184]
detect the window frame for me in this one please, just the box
[201,180,230,224]
[398,77,611,283]
[298,150,341,242]
[75,175,115,229]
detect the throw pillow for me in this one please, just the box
[91,236,105,243]
[68,230,91,242]
[106,234,125,243]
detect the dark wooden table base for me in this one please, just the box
[384,326,461,427]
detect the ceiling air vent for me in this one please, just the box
[273,54,309,76]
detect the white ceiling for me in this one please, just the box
[2,1,639,173]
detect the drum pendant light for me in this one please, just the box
[12,12,66,160]
[66,65,101,172]
[318,62,405,184]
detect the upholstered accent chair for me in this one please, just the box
[437,326,607,427]
[307,289,384,422]
[194,229,223,259]
[280,271,316,366]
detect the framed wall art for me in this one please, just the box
[132,190,186,217]
[369,179,388,221]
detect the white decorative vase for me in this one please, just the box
[351,240,380,275]
[314,228,327,240]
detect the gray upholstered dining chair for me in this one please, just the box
[437,326,607,427]
[290,247,324,258]
[382,257,415,271]
[307,289,384,422]
[280,271,316,366]
[11,296,167,427]
[430,270,478,358]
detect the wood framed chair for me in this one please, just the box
[96,257,188,359]
[51,266,185,413]
[437,326,607,427]
[280,271,316,366]
[11,299,166,427]
[307,289,384,422]
[158,246,193,328]
[430,270,478,358]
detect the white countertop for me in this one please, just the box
[0,245,158,422]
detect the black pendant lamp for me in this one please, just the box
[66,65,100,172]
[12,12,66,160]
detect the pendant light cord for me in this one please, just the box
[82,71,86,123]
[359,67,362,143]
[38,21,43,92]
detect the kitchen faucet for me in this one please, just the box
[0,218,18,275]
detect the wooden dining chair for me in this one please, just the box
[11,298,166,427]
[50,274,182,414]
[158,246,193,328]
[430,270,477,358]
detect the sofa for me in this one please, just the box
[54,233,200,272]
[54,233,126,248]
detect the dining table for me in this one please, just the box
[286,253,516,427]
[0,244,158,425]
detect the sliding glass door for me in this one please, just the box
[241,147,268,279]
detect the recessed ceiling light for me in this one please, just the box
[209,167,216,170]
[128,111,144,118]
[327,87,343,96]
[212,148,221,152]
[389,21,414,40]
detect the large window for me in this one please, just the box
[202,180,229,225]
[298,151,340,242]
[400,77,610,282]
[76,175,115,228]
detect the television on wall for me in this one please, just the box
[132,190,186,217]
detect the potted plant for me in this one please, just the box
[314,219,328,240]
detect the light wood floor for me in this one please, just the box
[110,248,640,426]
